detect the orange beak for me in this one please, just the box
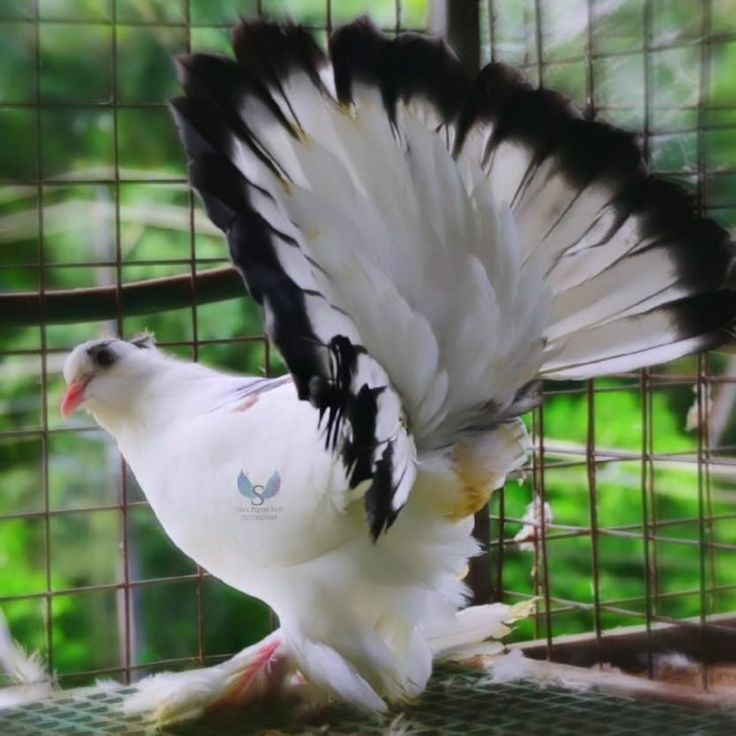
[61,379,88,419]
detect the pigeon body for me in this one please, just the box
[61,17,736,722]
[63,336,528,713]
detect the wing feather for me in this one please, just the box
[173,17,736,536]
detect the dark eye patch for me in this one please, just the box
[95,348,116,367]
[87,342,116,368]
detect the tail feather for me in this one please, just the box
[428,601,536,661]
[453,64,736,377]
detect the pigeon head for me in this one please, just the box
[61,333,161,421]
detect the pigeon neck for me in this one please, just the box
[91,360,242,444]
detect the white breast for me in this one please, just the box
[116,381,355,602]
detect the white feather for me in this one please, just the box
[0,609,54,710]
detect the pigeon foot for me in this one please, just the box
[122,631,294,727]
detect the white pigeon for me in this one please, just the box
[61,17,736,725]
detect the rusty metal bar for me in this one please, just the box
[29,0,55,675]
[696,0,716,689]
[586,380,604,665]
[1,267,244,326]
[520,615,736,669]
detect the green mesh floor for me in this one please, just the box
[1,669,735,736]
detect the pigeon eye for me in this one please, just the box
[94,348,115,368]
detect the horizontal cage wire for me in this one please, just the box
[0,0,734,704]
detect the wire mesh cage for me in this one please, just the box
[481,0,736,693]
[1,0,735,711]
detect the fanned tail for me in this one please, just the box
[171,17,736,535]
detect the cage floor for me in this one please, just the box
[1,669,735,736]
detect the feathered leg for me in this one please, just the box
[123,630,298,726]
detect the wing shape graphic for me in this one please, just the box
[263,471,281,500]
[237,470,256,500]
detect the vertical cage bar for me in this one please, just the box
[31,0,54,675]
[532,403,554,655]
[586,381,603,666]
[696,353,711,689]
[487,0,497,63]
[696,0,715,690]
[110,0,133,683]
[584,0,595,119]
[532,0,553,656]
[533,0,543,87]
[487,0,503,599]
[642,0,652,163]
[640,0,661,679]
[493,485,505,602]
[429,0,480,76]
[530,410,541,639]
[583,0,603,667]
[640,367,655,680]
[183,0,207,668]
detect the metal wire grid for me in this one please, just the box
[483,0,736,688]
[0,0,734,695]
[0,0,424,689]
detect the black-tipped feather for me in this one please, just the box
[173,33,404,539]
[233,19,328,101]
[454,59,736,359]
[330,16,468,125]
[365,443,397,541]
